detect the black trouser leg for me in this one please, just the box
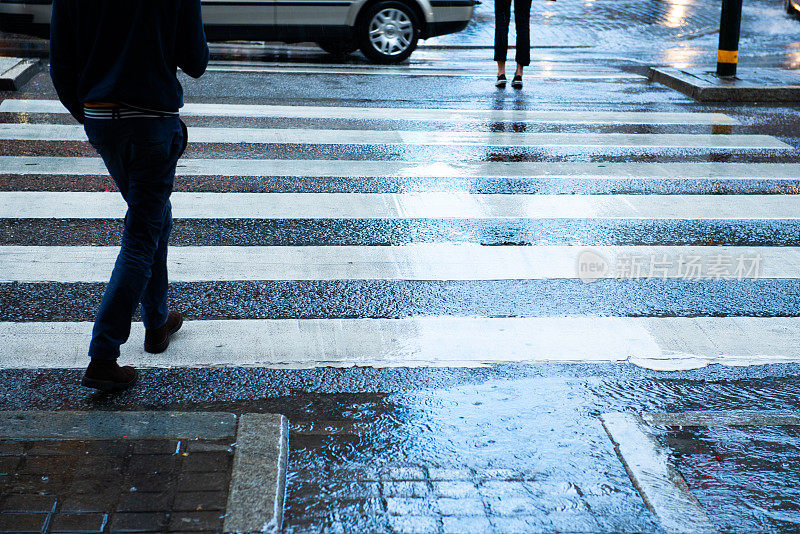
[494,0,512,63]
[514,0,532,67]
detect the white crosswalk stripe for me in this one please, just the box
[0,99,737,124]
[1,192,798,220]
[5,157,797,179]
[202,63,648,79]
[0,123,790,149]
[1,74,799,372]
[206,58,625,73]
[2,317,799,371]
[0,245,783,282]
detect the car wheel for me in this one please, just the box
[357,1,419,64]
[316,40,358,56]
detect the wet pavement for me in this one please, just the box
[2,0,800,532]
[0,437,234,533]
[663,425,800,532]
[3,366,800,532]
[4,279,800,321]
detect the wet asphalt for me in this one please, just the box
[5,218,800,247]
[2,279,800,321]
[2,0,800,531]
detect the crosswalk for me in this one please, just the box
[201,60,648,79]
[1,62,799,373]
[0,100,736,124]
[5,245,800,282]
[4,192,800,219]
[5,123,788,149]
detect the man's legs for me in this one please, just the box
[85,117,184,368]
[140,200,173,331]
[140,121,186,331]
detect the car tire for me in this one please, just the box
[317,40,358,56]
[357,1,419,64]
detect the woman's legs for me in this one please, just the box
[513,0,533,70]
[494,0,512,75]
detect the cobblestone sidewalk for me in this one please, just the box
[0,412,287,534]
[0,437,235,533]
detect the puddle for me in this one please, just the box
[281,376,800,532]
[660,425,800,533]
[284,378,660,532]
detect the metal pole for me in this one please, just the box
[716,0,743,77]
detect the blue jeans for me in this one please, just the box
[85,116,186,360]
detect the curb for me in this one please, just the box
[224,413,289,534]
[417,44,593,49]
[649,67,800,102]
[601,412,718,534]
[0,57,41,91]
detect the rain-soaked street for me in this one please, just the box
[1,0,800,532]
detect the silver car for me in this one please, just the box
[0,0,475,63]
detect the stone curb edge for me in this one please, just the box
[0,58,41,91]
[224,413,289,534]
[600,412,718,534]
[649,67,800,102]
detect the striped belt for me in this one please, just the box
[83,103,179,120]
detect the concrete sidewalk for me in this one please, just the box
[650,67,800,102]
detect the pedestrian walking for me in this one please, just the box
[49,0,210,391]
[494,0,533,89]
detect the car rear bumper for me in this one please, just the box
[0,14,49,38]
[426,0,474,38]
[426,19,470,38]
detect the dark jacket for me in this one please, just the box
[50,0,209,123]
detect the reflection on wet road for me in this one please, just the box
[3,367,800,532]
[665,425,800,532]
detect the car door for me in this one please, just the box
[201,0,277,41]
[274,0,354,36]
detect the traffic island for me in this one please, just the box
[0,57,40,91]
[649,67,800,102]
[0,411,288,534]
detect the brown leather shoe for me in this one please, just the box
[144,310,183,354]
[82,360,138,391]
